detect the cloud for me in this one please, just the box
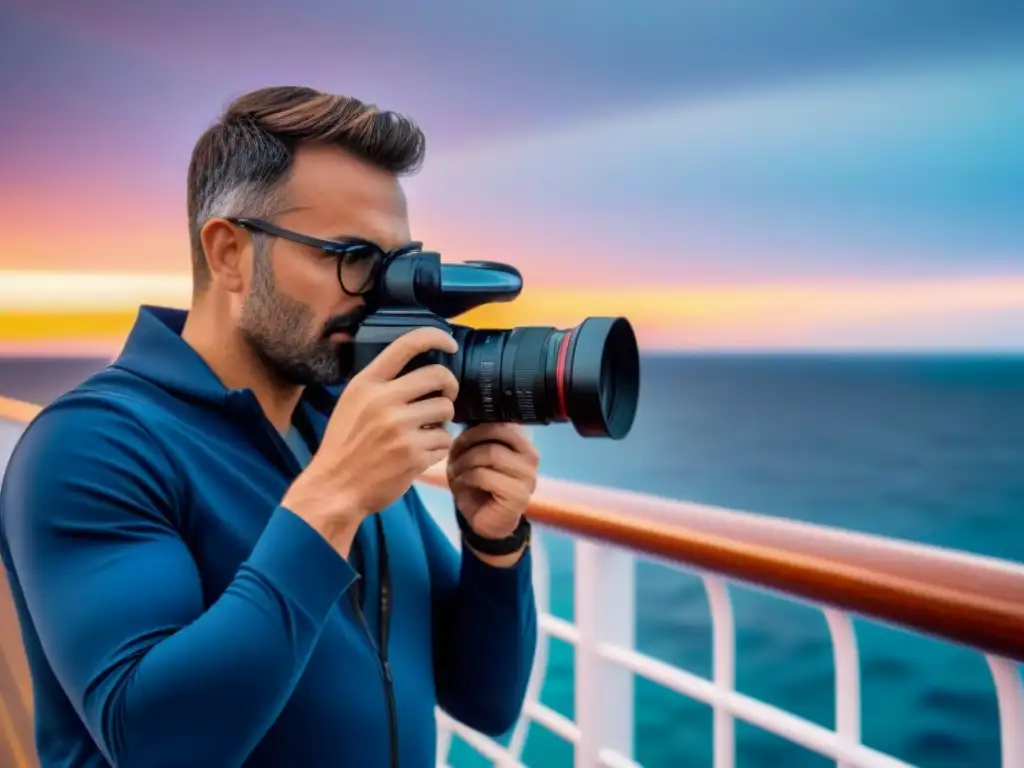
[408,51,1024,282]
[6,0,1022,147]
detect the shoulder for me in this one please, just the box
[19,364,187,476]
[1,381,184,541]
[18,377,173,469]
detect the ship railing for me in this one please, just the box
[0,401,37,768]
[415,465,1024,768]
[2,395,1024,768]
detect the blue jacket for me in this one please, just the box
[0,306,537,767]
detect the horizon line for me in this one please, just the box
[2,346,1022,362]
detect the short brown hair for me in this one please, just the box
[186,86,426,288]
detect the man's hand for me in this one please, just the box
[446,423,539,565]
[282,327,459,557]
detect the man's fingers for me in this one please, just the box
[390,364,459,404]
[447,441,536,483]
[404,396,456,428]
[449,422,538,465]
[359,327,458,382]
[451,466,522,501]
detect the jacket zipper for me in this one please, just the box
[350,515,398,768]
[249,402,399,766]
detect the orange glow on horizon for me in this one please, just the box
[460,276,1024,337]
[0,270,1021,354]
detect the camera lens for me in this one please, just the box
[450,316,640,439]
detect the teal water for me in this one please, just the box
[442,354,1024,768]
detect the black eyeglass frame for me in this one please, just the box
[228,216,423,296]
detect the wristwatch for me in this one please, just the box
[455,508,531,556]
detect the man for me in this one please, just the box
[0,86,539,767]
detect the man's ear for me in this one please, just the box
[200,219,247,294]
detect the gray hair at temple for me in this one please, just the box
[185,85,426,291]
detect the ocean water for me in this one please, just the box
[445,354,1024,768]
[3,355,1023,767]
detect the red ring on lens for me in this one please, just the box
[554,328,574,420]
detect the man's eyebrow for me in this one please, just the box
[325,232,378,245]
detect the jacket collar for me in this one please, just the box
[111,305,340,418]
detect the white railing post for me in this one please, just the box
[824,609,861,768]
[986,655,1024,768]
[704,576,736,768]
[574,540,636,768]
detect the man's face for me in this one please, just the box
[237,144,412,387]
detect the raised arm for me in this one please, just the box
[413,489,537,736]
[0,401,356,767]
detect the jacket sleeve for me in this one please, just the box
[410,489,538,736]
[0,400,356,768]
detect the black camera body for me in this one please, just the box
[350,250,639,439]
[351,307,453,378]
[352,253,519,377]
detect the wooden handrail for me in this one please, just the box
[4,396,1024,661]
[0,397,39,766]
[418,465,1024,661]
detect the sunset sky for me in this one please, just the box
[1,0,1022,353]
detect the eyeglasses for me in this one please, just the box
[228,217,421,296]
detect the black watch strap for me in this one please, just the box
[456,509,531,556]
